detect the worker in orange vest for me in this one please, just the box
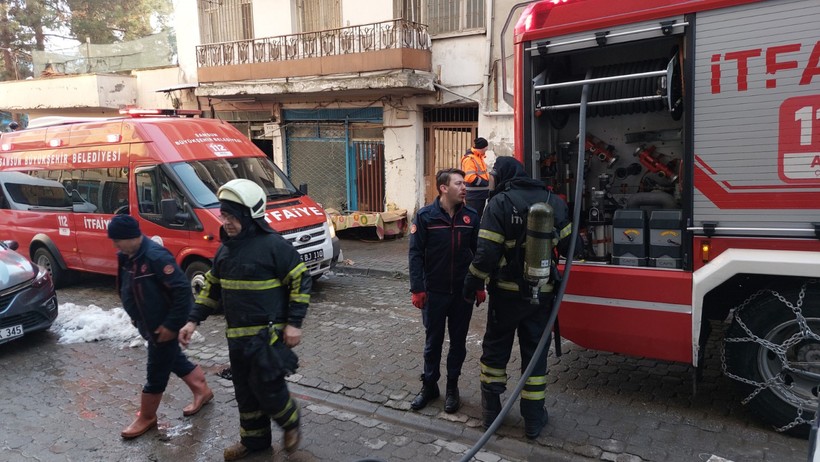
[461,137,490,217]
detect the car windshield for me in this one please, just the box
[171,157,298,207]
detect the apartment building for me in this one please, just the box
[0,0,517,215]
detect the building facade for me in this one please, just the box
[0,0,518,216]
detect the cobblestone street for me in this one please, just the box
[0,238,810,461]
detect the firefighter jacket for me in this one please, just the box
[409,196,480,295]
[464,175,572,298]
[462,148,490,199]
[117,237,192,341]
[190,225,311,328]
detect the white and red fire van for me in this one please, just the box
[0,109,339,291]
[509,0,820,436]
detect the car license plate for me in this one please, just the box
[300,249,324,263]
[0,324,23,340]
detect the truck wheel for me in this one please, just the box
[185,261,210,296]
[723,281,820,438]
[33,247,69,289]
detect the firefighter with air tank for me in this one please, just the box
[463,156,572,439]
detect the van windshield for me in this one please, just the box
[171,157,299,206]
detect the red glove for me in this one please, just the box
[475,290,487,306]
[411,292,427,309]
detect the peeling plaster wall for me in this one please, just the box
[0,74,137,113]
[381,104,421,214]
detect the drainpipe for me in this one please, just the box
[482,0,513,117]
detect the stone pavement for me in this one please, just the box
[0,237,809,461]
[334,237,410,280]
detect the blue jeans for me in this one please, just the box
[143,339,196,394]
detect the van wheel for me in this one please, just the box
[723,281,820,438]
[185,261,211,296]
[33,247,69,289]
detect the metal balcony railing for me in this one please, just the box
[196,19,431,68]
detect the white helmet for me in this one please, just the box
[217,179,267,219]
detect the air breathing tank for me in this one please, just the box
[523,202,555,304]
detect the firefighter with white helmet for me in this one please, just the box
[179,178,311,460]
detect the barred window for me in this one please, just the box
[425,0,485,35]
[395,0,485,35]
[198,0,254,44]
[297,0,341,33]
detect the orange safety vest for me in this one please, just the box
[462,148,489,190]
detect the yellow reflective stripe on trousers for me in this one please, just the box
[521,390,546,400]
[220,278,282,290]
[226,323,285,339]
[478,229,505,244]
[496,280,519,292]
[526,376,547,386]
[240,427,269,437]
[272,398,295,420]
[240,410,266,420]
[480,363,507,383]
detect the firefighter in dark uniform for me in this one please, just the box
[408,168,483,413]
[109,215,214,440]
[178,179,311,461]
[463,156,572,439]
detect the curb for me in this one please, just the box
[334,267,409,281]
[289,382,578,462]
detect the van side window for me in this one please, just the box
[29,167,128,214]
[135,167,186,220]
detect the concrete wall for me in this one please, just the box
[0,74,137,117]
[173,0,201,85]
[343,0,391,27]
[255,0,294,37]
[133,67,198,110]
[382,103,421,213]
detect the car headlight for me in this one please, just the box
[31,264,51,288]
[326,214,337,239]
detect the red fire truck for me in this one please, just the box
[509,0,820,436]
[0,109,339,291]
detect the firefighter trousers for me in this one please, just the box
[228,337,299,451]
[479,293,553,423]
[422,290,475,384]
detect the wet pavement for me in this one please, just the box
[0,236,810,461]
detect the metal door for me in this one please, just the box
[353,140,385,211]
[423,123,476,203]
[285,122,347,211]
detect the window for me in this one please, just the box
[427,0,484,34]
[394,0,421,21]
[395,0,485,35]
[198,0,254,44]
[297,0,341,33]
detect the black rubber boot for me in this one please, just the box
[521,399,549,439]
[481,390,501,429]
[410,379,440,410]
[444,378,460,414]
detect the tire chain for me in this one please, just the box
[720,281,818,432]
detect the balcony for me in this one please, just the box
[196,19,433,84]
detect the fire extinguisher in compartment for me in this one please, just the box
[585,134,619,167]
[523,202,555,304]
[634,145,678,182]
